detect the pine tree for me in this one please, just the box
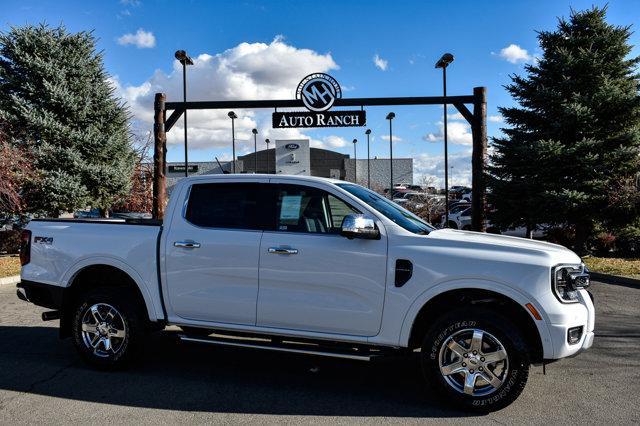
[488,7,640,252]
[0,24,135,217]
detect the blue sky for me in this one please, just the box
[3,0,640,186]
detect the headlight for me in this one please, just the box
[552,264,590,303]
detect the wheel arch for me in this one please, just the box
[400,282,549,363]
[62,258,159,323]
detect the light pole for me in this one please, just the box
[365,129,371,189]
[252,128,258,173]
[435,52,454,225]
[386,112,395,199]
[228,111,237,173]
[352,138,357,183]
[175,50,193,177]
[265,138,271,173]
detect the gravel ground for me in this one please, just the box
[0,279,638,424]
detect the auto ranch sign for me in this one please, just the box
[272,73,366,128]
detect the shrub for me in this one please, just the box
[0,230,21,254]
[615,225,640,257]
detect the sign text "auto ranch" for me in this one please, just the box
[272,110,366,128]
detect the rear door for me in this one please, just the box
[164,180,267,325]
[257,181,388,336]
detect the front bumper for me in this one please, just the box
[546,289,595,359]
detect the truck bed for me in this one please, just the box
[21,218,165,321]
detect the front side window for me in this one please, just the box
[337,183,434,235]
[185,183,262,230]
[275,185,359,234]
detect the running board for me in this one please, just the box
[179,334,378,361]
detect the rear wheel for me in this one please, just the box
[72,287,145,369]
[421,308,530,412]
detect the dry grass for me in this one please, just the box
[583,256,640,279]
[0,256,20,278]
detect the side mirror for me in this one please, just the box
[340,214,380,240]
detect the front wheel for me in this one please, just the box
[72,287,145,369]
[421,308,530,412]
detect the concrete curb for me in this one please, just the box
[591,272,640,287]
[0,275,19,286]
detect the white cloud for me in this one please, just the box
[373,53,388,71]
[112,37,339,150]
[424,121,472,146]
[488,115,503,123]
[447,112,464,120]
[380,134,403,142]
[414,150,473,188]
[497,44,531,64]
[117,29,156,48]
[322,135,348,148]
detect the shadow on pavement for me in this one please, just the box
[0,325,473,418]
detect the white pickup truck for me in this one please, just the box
[17,174,594,411]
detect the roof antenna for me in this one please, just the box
[215,157,229,174]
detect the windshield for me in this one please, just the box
[337,184,434,235]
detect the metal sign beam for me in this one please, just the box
[164,95,475,112]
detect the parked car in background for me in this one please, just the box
[393,191,426,206]
[440,202,471,228]
[73,208,101,219]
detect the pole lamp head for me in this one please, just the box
[175,50,194,66]
[386,112,395,120]
[265,138,270,145]
[365,129,371,135]
[353,138,357,144]
[228,111,237,120]
[435,53,454,69]
[252,128,258,135]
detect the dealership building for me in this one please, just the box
[164,139,412,194]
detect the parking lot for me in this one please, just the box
[0,279,638,424]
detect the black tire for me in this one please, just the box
[72,287,145,369]
[421,307,530,412]
[447,221,458,229]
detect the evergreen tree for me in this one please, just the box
[0,24,134,217]
[488,7,640,252]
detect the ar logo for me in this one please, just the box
[296,73,342,112]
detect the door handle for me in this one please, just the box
[174,241,201,249]
[268,247,298,255]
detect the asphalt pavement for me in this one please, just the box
[0,279,638,424]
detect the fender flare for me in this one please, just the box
[398,278,554,359]
[61,255,160,322]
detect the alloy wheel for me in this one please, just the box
[438,328,509,396]
[81,303,127,358]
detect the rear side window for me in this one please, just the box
[185,183,262,230]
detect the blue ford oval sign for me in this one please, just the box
[285,143,300,150]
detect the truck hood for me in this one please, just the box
[426,228,582,265]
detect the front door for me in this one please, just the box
[164,180,265,325]
[257,181,387,336]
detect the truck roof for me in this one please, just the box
[182,174,346,185]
